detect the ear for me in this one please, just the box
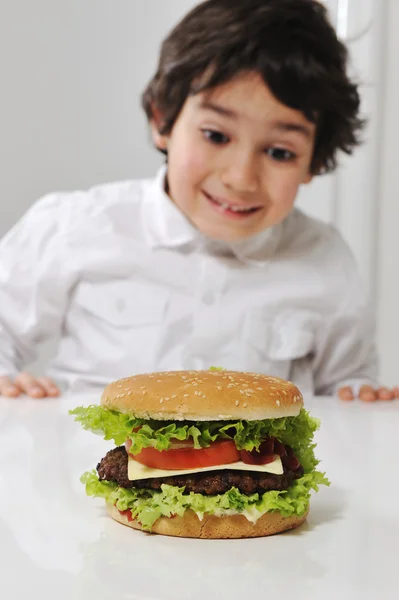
[150,104,169,151]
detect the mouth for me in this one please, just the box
[203,191,263,219]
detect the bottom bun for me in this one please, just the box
[106,503,309,539]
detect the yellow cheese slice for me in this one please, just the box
[128,454,283,481]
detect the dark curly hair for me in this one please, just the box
[142,0,364,174]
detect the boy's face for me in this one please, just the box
[153,72,316,242]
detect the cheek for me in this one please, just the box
[268,173,302,209]
[169,141,209,184]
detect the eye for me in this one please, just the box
[266,147,296,162]
[201,129,230,145]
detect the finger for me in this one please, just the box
[36,377,61,397]
[338,386,354,401]
[0,375,23,397]
[14,372,47,398]
[359,385,377,402]
[377,387,394,401]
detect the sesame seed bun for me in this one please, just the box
[106,503,308,538]
[100,370,303,421]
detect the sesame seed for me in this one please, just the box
[282,390,288,396]
[243,402,248,408]
[257,387,263,391]
[245,392,251,397]
[276,400,281,406]
[157,380,162,383]
[160,398,164,404]
[243,383,249,387]
[165,397,170,401]
[202,394,206,399]
[217,386,223,390]
[235,400,240,406]
[171,394,177,398]
[184,394,189,398]
[192,382,198,386]
[140,386,146,390]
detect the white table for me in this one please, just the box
[1,393,398,600]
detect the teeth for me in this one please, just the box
[217,200,251,212]
[209,193,257,213]
[230,205,251,213]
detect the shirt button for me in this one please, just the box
[203,292,216,305]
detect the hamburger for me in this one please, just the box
[70,369,328,539]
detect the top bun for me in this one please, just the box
[101,370,303,421]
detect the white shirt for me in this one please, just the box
[0,166,377,395]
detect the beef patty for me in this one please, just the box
[97,446,303,496]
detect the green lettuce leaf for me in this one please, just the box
[70,406,319,472]
[81,469,329,531]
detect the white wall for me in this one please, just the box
[295,0,385,296]
[0,0,198,236]
[377,0,399,386]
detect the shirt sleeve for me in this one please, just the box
[311,269,379,396]
[0,195,76,378]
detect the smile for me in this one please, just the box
[203,191,263,218]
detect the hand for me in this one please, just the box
[0,372,60,398]
[338,385,399,402]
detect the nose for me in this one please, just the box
[220,153,259,193]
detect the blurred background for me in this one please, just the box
[0,0,397,385]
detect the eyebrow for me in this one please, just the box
[199,100,313,139]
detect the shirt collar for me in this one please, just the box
[142,165,283,265]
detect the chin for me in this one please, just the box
[197,222,265,243]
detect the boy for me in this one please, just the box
[0,0,396,401]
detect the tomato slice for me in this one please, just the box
[127,439,240,470]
